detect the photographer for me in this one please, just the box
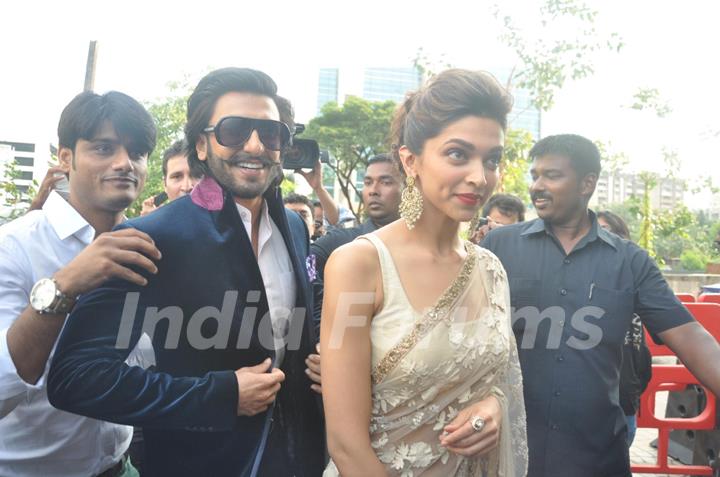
[278,104,340,231]
[470,193,525,243]
[293,158,339,229]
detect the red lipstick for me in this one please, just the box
[456,194,479,205]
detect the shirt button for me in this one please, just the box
[554,391,561,397]
[551,424,560,430]
[563,258,571,264]
[556,355,565,362]
[560,288,568,296]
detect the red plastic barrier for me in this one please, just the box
[633,303,720,475]
[644,303,720,360]
[699,293,720,304]
[676,293,696,303]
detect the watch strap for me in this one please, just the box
[47,292,76,314]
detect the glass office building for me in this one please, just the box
[317,68,340,114]
[362,67,422,103]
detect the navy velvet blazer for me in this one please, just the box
[47,177,325,477]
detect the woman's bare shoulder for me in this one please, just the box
[325,236,381,283]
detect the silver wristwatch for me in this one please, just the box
[29,278,76,315]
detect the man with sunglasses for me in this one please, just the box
[48,68,325,477]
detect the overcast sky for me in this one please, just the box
[2,0,718,208]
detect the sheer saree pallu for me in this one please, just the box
[324,235,528,477]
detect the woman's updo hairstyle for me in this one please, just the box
[390,68,513,176]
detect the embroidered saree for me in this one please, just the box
[324,235,527,476]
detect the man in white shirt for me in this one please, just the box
[0,90,161,477]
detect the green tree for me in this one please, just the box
[498,128,534,204]
[1,159,38,220]
[595,140,629,175]
[680,249,706,272]
[622,192,712,267]
[280,173,296,196]
[412,47,453,80]
[628,87,672,118]
[493,0,623,111]
[613,86,691,265]
[636,172,657,256]
[304,96,396,218]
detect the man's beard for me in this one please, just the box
[205,148,281,199]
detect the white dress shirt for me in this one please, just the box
[235,201,296,366]
[0,191,153,477]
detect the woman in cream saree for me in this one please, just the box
[328,235,526,476]
[320,69,527,477]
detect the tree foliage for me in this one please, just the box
[304,96,396,218]
[1,159,38,220]
[127,82,190,217]
[493,0,623,111]
[635,171,657,255]
[412,47,453,80]
[498,128,534,204]
[628,87,672,118]
[615,93,720,269]
[613,198,718,269]
[595,140,630,175]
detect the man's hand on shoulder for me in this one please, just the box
[53,228,162,297]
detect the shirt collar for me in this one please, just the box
[520,210,617,250]
[520,218,548,236]
[43,191,95,245]
[594,213,620,250]
[235,200,273,253]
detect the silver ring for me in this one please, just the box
[470,416,485,432]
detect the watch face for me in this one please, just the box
[30,278,57,311]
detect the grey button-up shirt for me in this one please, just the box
[482,211,694,477]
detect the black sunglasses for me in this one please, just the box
[203,116,291,151]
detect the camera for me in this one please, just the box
[281,123,331,170]
[474,217,489,231]
[153,191,168,207]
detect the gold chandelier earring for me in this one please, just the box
[399,175,423,230]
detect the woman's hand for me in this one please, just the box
[439,394,502,457]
